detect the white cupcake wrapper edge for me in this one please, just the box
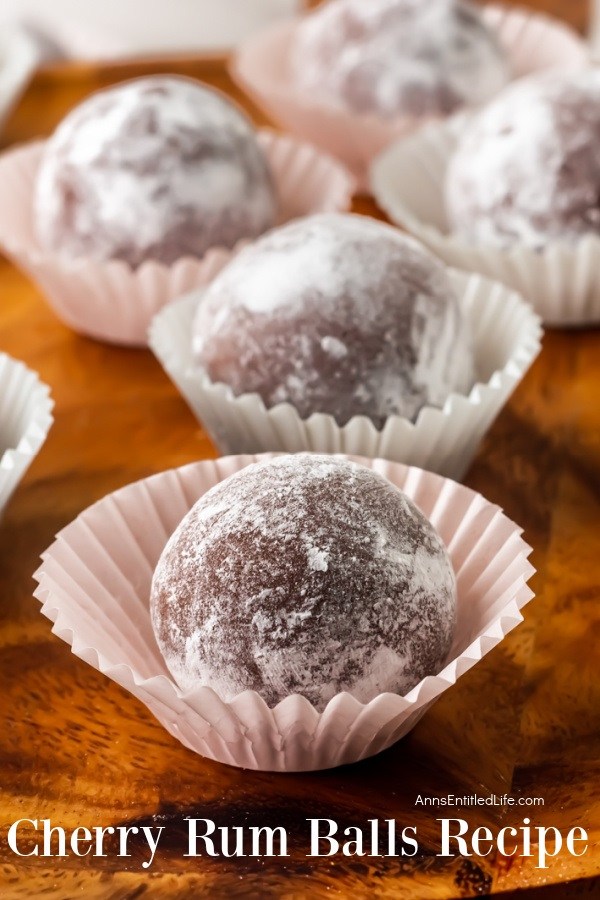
[148,269,542,481]
[370,114,600,327]
[0,352,54,515]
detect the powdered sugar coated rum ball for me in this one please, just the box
[445,71,600,248]
[192,213,475,428]
[291,0,508,119]
[150,454,457,710]
[34,76,277,267]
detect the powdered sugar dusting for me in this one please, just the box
[150,454,457,710]
[446,70,600,248]
[306,544,329,572]
[321,336,348,359]
[202,213,409,321]
[34,75,277,266]
[291,0,509,120]
[193,213,475,428]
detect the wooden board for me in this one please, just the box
[0,2,599,897]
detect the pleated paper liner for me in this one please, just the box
[232,2,588,189]
[149,269,542,481]
[0,352,53,517]
[371,114,600,327]
[33,453,535,772]
[0,131,355,347]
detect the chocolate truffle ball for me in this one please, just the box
[445,72,600,248]
[34,76,277,267]
[150,454,457,709]
[192,213,474,428]
[291,0,508,119]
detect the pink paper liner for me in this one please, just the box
[33,453,535,772]
[149,268,542,481]
[0,352,53,517]
[232,3,588,189]
[370,114,600,327]
[0,131,355,347]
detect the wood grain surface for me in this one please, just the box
[0,1,599,897]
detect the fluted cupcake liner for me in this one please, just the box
[0,352,53,516]
[371,115,600,327]
[232,3,588,189]
[0,131,355,347]
[33,453,535,772]
[149,269,542,481]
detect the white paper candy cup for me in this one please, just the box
[232,3,588,189]
[371,115,600,328]
[0,132,355,347]
[33,453,535,772]
[149,269,542,481]
[0,352,53,517]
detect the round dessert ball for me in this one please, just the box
[34,76,277,267]
[291,0,509,119]
[150,454,457,709]
[445,71,600,248]
[193,213,475,428]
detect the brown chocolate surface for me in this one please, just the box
[34,76,277,266]
[446,71,600,247]
[193,214,474,428]
[150,454,456,709]
[292,0,508,118]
